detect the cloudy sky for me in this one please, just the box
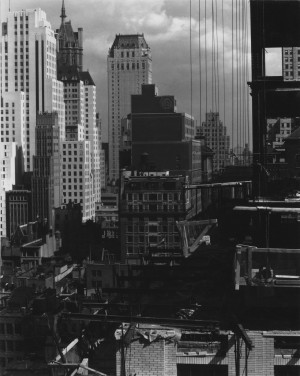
[10,0,253,148]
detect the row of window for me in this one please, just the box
[126,234,180,243]
[0,138,15,142]
[0,322,20,335]
[111,62,146,71]
[63,186,84,192]
[127,225,176,233]
[120,51,135,58]
[127,193,181,201]
[127,204,182,212]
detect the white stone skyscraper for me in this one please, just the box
[0,8,65,238]
[200,112,230,172]
[56,1,101,214]
[0,8,65,172]
[62,124,94,222]
[107,34,152,182]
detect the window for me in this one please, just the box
[6,323,13,334]
[0,341,5,351]
[7,341,13,351]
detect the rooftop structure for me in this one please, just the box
[56,0,83,73]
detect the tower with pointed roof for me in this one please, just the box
[56,0,83,75]
[56,0,102,220]
[107,34,152,182]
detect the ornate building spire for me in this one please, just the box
[60,0,67,24]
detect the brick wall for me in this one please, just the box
[116,339,177,376]
[117,331,300,376]
[228,331,274,376]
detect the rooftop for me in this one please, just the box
[109,34,150,57]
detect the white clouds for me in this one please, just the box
[11,0,252,146]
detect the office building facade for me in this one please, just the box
[57,2,101,207]
[0,143,16,237]
[5,190,31,240]
[120,171,192,263]
[31,113,61,229]
[107,34,152,181]
[60,69,101,204]
[199,112,230,172]
[282,47,300,81]
[0,9,65,171]
[62,124,95,222]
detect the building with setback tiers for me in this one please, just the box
[0,8,65,171]
[107,34,152,182]
[56,2,101,207]
[0,8,65,238]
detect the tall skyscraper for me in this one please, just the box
[200,112,230,172]
[107,34,152,182]
[0,8,65,240]
[0,9,65,172]
[62,124,95,222]
[31,113,61,228]
[56,2,101,207]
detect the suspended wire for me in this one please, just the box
[189,0,193,120]
[205,0,208,118]
[238,0,242,155]
[221,0,226,132]
[215,0,221,168]
[198,0,202,130]
[212,0,219,169]
[245,0,251,157]
[231,0,234,157]
[214,0,220,115]
[242,0,247,163]
[196,0,251,166]
[236,0,239,154]
[211,0,215,113]
[241,0,245,163]
[262,0,267,195]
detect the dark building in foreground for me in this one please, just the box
[250,0,300,196]
[119,85,204,263]
[120,170,192,263]
[284,126,300,178]
[130,84,201,184]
